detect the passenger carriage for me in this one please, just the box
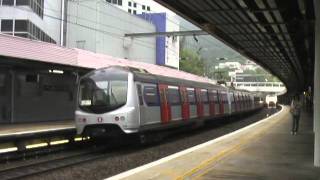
[75,66,263,137]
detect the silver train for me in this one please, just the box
[75,66,264,137]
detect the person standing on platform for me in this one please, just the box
[290,95,301,135]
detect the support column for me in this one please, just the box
[314,0,320,167]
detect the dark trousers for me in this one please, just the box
[292,115,300,133]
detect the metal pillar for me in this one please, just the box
[314,0,320,167]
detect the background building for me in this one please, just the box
[107,0,180,69]
[0,0,180,69]
[67,0,156,64]
[0,0,64,44]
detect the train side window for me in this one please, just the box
[168,87,181,105]
[201,89,209,104]
[221,93,227,104]
[179,87,187,103]
[229,93,233,103]
[143,85,159,106]
[136,84,143,105]
[187,89,196,105]
[208,90,214,102]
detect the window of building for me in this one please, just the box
[133,10,136,14]
[128,9,131,13]
[142,5,145,10]
[117,0,122,5]
[187,89,196,104]
[128,1,131,6]
[15,20,28,32]
[112,0,117,4]
[133,2,136,7]
[106,0,111,3]
[2,0,14,5]
[1,19,13,32]
[76,40,86,49]
[147,6,150,11]
[25,74,38,83]
[143,85,159,106]
[30,0,44,18]
[168,87,180,105]
[16,0,30,5]
[15,33,28,38]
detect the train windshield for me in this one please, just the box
[79,68,128,113]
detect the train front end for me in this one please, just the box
[75,67,140,137]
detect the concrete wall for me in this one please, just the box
[0,68,77,123]
[0,69,11,123]
[0,0,63,44]
[67,0,156,64]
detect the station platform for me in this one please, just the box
[0,120,75,140]
[107,106,320,180]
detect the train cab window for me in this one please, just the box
[201,89,209,104]
[168,87,181,105]
[187,89,196,105]
[143,85,159,106]
[79,67,128,114]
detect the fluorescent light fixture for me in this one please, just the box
[50,140,69,145]
[49,70,64,74]
[26,143,48,149]
[0,147,18,153]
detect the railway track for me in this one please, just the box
[0,146,109,180]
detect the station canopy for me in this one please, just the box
[155,0,315,92]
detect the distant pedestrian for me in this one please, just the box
[290,95,301,135]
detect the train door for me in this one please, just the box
[179,86,189,121]
[229,92,236,113]
[139,83,161,125]
[234,92,239,113]
[201,89,210,116]
[0,69,10,123]
[240,93,244,111]
[158,84,171,123]
[208,90,215,117]
[167,86,182,121]
[187,88,197,118]
[238,93,242,112]
[219,91,224,115]
[223,92,229,114]
[195,88,204,117]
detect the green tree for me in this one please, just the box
[180,49,205,76]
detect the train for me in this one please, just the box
[75,66,264,139]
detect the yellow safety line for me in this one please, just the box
[176,109,287,180]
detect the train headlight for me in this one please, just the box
[120,116,125,121]
[115,116,120,121]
